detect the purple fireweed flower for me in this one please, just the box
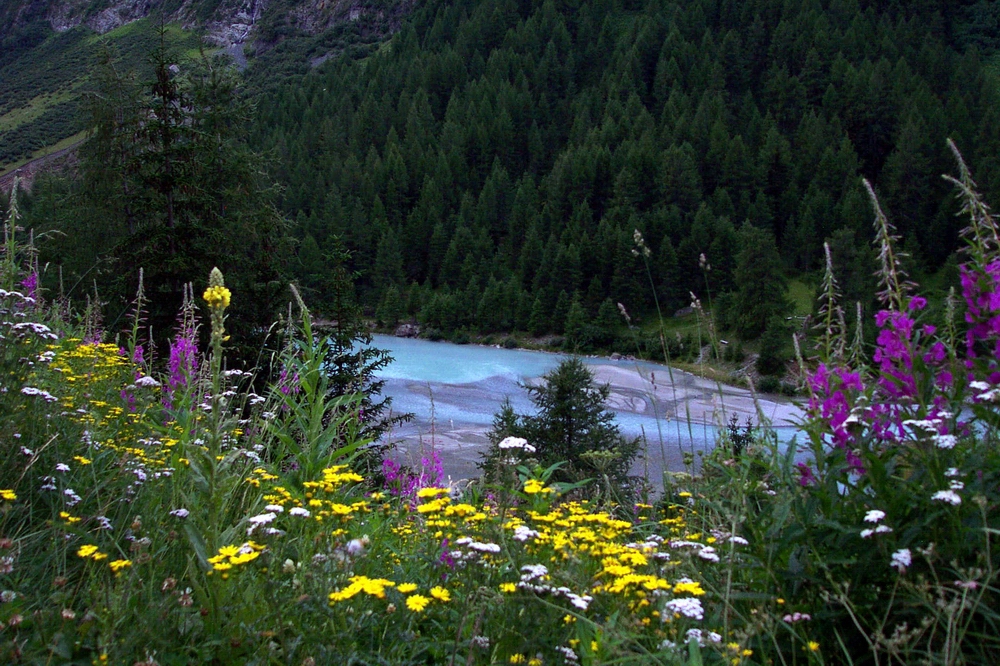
[120,388,136,413]
[277,368,301,396]
[845,448,865,475]
[439,539,456,569]
[20,271,38,302]
[164,330,198,410]
[960,262,1000,355]
[796,463,816,487]
[420,449,444,487]
[807,364,866,448]
[923,342,947,364]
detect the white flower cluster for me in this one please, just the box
[63,488,81,507]
[454,537,501,553]
[512,525,539,542]
[783,612,811,623]
[21,386,57,402]
[890,548,912,572]
[663,597,704,620]
[0,289,36,304]
[934,434,957,449]
[497,437,536,454]
[10,322,56,339]
[669,539,720,562]
[625,536,671,560]
[931,489,961,505]
[860,509,893,538]
[685,628,722,646]
[970,381,1000,402]
[447,537,502,565]
[554,645,578,663]
[516,564,593,610]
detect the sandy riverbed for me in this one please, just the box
[380,350,803,484]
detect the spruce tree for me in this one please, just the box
[485,358,640,490]
[731,223,790,340]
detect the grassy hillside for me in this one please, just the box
[0,20,202,171]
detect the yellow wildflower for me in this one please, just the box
[429,586,451,602]
[416,487,449,498]
[203,285,232,309]
[229,551,259,565]
[673,581,706,596]
[77,545,100,558]
[808,641,820,652]
[500,582,517,593]
[109,559,132,574]
[406,594,430,612]
[523,479,554,495]
[0,489,16,501]
[397,583,418,594]
[417,498,449,514]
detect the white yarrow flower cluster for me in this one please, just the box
[685,628,722,646]
[21,386,57,402]
[515,563,592,610]
[498,437,536,454]
[664,597,704,620]
[931,489,961,505]
[933,434,957,449]
[890,548,912,572]
[512,525,539,542]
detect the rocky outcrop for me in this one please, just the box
[394,323,420,338]
[4,0,412,50]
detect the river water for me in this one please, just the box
[371,334,802,483]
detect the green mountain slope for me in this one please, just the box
[0,0,413,173]
[0,21,203,171]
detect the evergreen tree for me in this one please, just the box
[563,297,589,350]
[321,244,410,475]
[485,358,640,490]
[80,45,286,368]
[756,316,792,377]
[730,223,790,340]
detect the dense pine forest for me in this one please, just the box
[247,0,1000,348]
[7,0,1000,365]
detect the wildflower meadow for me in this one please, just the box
[1,143,999,665]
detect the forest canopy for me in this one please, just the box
[249,0,1000,342]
